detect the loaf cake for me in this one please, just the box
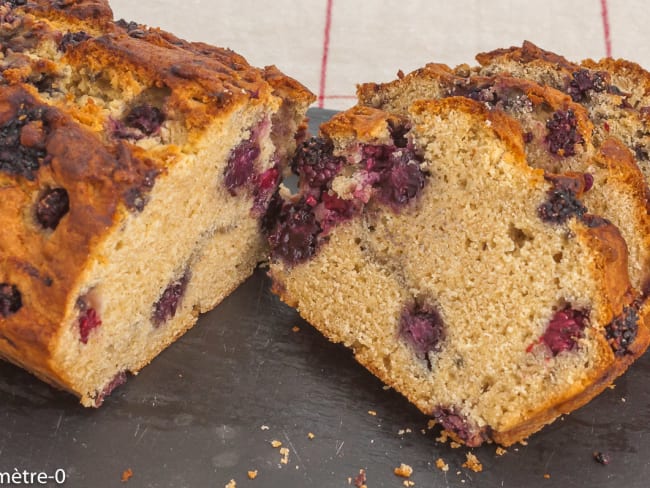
[264,98,650,446]
[357,64,650,295]
[0,0,314,405]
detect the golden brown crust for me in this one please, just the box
[475,40,579,72]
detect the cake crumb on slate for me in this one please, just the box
[394,463,413,478]
[462,453,483,472]
[225,480,236,488]
[247,470,258,480]
[435,458,449,472]
[121,469,133,483]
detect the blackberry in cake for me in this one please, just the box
[0,0,313,406]
[265,99,650,446]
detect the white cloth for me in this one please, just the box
[110,0,644,110]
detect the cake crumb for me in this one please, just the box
[593,451,611,465]
[368,410,377,416]
[495,447,507,456]
[308,432,315,440]
[351,469,367,488]
[225,480,236,488]
[519,439,528,446]
[270,440,282,448]
[247,470,258,480]
[394,463,413,478]
[279,447,290,464]
[450,441,461,449]
[435,458,449,472]
[121,468,133,483]
[462,453,483,472]
[292,326,300,332]
[543,474,551,479]
[260,425,269,431]
[403,481,415,487]
[427,419,437,430]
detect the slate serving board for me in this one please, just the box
[1,109,649,488]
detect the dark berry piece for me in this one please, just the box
[451,82,499,105]
[224,138,260,195]
[124,104,165,136]
[2,0,26,7]
[582,214,610,228]
[0,105,48,180]
[583,173,594,192]
[634,144,649,162]
[538,307,588,356]
[253,166,280,213]
[267,199,321,265]
[593,451,611,465]
[432,407,490,447]
[352,470,367,488]
[538,187,587,224]
[399,303,445,357]
[567,70,608,102]
[546,110,584,157]
[291,137,344,191]
[261,189,283,235]
[0,283,21,317]
[388,120,410,148]
[361,144,427,208]
[523,131,534,143]
[58,31,91,51]
[605,306,638,355]
[78,307,101,344]
[317,191,357,232]
[35,188,69,229]
[94,371,127,407]
[152,272,190,327]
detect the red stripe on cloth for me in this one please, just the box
[600,0,612,57]
[317,0,334,108]
[324,95,356,99]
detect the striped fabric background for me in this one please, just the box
[111,0,643,110]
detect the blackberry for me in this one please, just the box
[399,303,445,357]
[152,272,190,327]
[567,70,608,102]
[432,407,490,447]
[267,199,321,265]
[546,109,584,157]
[0,105,48,181]
[35,188,69,229]
[0,283,21,317]
[539,307,588,356]
[605,306,638,355]
[223,138,260,195]
[291,137,344,190]
[124,104,165,136]
[538,187,587,224]
[58,31,91,51]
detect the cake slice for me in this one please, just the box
[357,64,650,295]
[474,41,650,188]
[0,0,314,405]
[264,98,650,446]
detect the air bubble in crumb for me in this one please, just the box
[271,440,282,448]
[247,471,257,480]
[462,453,483,472]
[394,463,413,478]
[280,447,290,464]
[435,458,449,472]
[225,480,236,488]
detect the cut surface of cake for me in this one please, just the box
[265,98,650,446]
[0,0,314,406]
